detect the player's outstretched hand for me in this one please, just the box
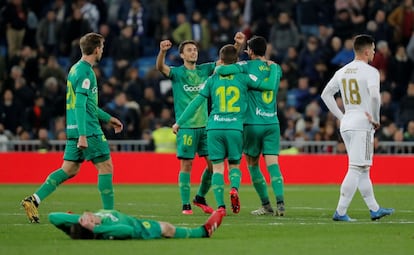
[365,112,380,130]
[160,40,172,51]
[109,117,123,134]
[172,123,180,134]
[234,32,246,45]
[77,136,88,149]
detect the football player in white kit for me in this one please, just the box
[321,34,394,221]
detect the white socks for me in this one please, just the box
[336,166,380,215]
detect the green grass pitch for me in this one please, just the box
[1,184,413,255]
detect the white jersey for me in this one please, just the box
[321,60,380,131]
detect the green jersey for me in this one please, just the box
[169,62,215,128]
[177,65,278,131]
[235,60,282,124]
[66,60,110,138]
[48,210,161,240]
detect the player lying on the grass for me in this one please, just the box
[48,209,224,240]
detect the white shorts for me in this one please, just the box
[341,129,374,167]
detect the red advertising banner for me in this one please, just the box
[0,153,413,184]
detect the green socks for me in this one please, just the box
[197,168,212,197]
[34,168,70,202]
[228,168,241,190]
[174,226,207,238]
[212,172,225,208]
[268,164,284,203]
[179,172,191,205]
[98,173,114,209]
[248,165,270,205]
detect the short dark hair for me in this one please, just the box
[219,44,238,64]
[178,40,198,54]
[353,34,374,53]
[70,223,96,239]
[247,36,267,56]
[79,33,104,55]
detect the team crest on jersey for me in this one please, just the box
[82,79,91,89]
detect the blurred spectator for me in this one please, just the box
[332,9,358,41]
[377,120,398,141]
[22,95,51,136]
[23,7,39,49]
[296,101,321,136]
[365,9,393,44]
[370,40,390,75]
[42,76,65,118]
[111,25,140,82]
[286,76,313,113]
[398,82,414,128]
[330,37,354,68]
[124,67,146,104]
[212,15,236,51]
[268,11,301,63]
[141,128,155,151]
[39,55,66,85]
[403,120,414,141]
[2,0,28,59]
[139,86,164,119]
[103,91,130,138]
[152,119,176,153]
[387,0,414,46]
[367,0,396,19]
[12,76,35,111]
[8,46,40,89]
[388,44,413,101]
[380,90,398,123]
[322,36,342,75]
[77,0,100,32]
[297,35,324,85]
[37,127,51,152]
[407,32,414,62]
[0,123,10,151]
[280,60,299,89]
[154,15,174,44]
[59,6,92,57]
[0,89,23,135]
[118,0,148,39]
[99,80,115,107]
[295,0,324,37]
[52,0,70,24]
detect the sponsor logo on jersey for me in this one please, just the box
[213,114,237,122]
[67,124,78,129]
[183,84,204,92]
[82,79,91,89]
[92,87,98,93]
[255,107,277,117]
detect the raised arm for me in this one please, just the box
[156,40,172,77]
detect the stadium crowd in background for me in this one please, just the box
[1,0,414,153]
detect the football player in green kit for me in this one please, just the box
[21,33,123,223]
[156,33,245,215]
[48,208,224,239]
[172,44,279,215]
[216,36,285,216]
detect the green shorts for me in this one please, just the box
[137,219,162,240]
[176,128,208,159]
[207,129,243,163]
[243,124,280,157]
[63,135,110,164]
